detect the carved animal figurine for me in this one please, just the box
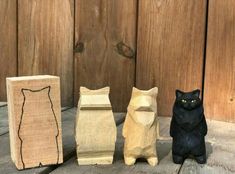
[170,89,207,164]
[123,87,159,166]
[75,87,117,165]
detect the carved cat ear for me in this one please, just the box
[132,87,140,93]
[21,86,50,96]
[148,87,158,97]
[192,89,200,98]
[175,90,184,98]
[80,86,110,95]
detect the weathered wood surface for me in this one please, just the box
[0,0,17,102]
[18,0,74,106]
[1,106,235,173]
[74,0,136,112]
[180,120,235,174]
[204,0,235,123]
[50,117,182,174]
[0,107,125,174]
[0,106,8,135]
[136,0,207,116]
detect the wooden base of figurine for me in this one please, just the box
[77,156,113,165]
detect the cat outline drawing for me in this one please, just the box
[122,87,159,166]
[18,86,60,168]
[170,89,207,164]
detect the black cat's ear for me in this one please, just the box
[192,89,200,98]
[175,90,184,98]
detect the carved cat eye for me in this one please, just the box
[181,99,187,103]
[191,100,196,103]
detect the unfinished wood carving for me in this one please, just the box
[123,87,159,166]
[6,75,63,170]
[75,87,117,165]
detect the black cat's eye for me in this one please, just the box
[191,99,196,103]
[181,99,187,103]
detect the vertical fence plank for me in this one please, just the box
[204,0,235,122]
[0,0,17,101]
[74,0,136,111]
[18,0,74,106]
[136,0,207,116]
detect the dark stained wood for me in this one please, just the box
[18,0,74,106]
[204,0,235,122]
[136,0,207,116]
[74,0,137,111]
[0,0,17,102]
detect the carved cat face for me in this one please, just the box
[174,89,203,130]
[79,87,111,110]
[175,89,201,110]
[128,87,158,126]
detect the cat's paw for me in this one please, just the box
[172,154,184,164]
[124,156,136,165]
[147,157,158,166]
[195,154,206,164]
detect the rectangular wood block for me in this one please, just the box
[75,87,117,165]
[6,75,63,170]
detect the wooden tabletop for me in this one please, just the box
[0,104,235,174]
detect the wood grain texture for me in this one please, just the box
[74,0,137,112]
[204,0,235,122]
[50,119,181,174]
[136,0,207,116]
[123,87,159,166]
[0,107,126,174]
[75,87,117,165]
[7,75,63,169]
[0,0,17,101]
[18,0,74,106]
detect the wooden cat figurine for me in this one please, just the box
[75,87,117,165]
[170,89,207,164]
[122,87,159,166]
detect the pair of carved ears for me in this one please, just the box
[21,86,51,95]
[80,87,110,95]
[175,89,200,98]
[132,87,158,97]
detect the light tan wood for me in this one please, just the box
[18,0,74,106]
[136,0,207,116]
[123,87,159,166]
[74,0,136,112]
[204,0,235,122]
[6,75,63,170]
[0,0,17,101]
[75,87,117,165]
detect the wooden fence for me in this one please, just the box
[0,0,234,122]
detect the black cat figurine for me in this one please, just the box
[170,89,207,164]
